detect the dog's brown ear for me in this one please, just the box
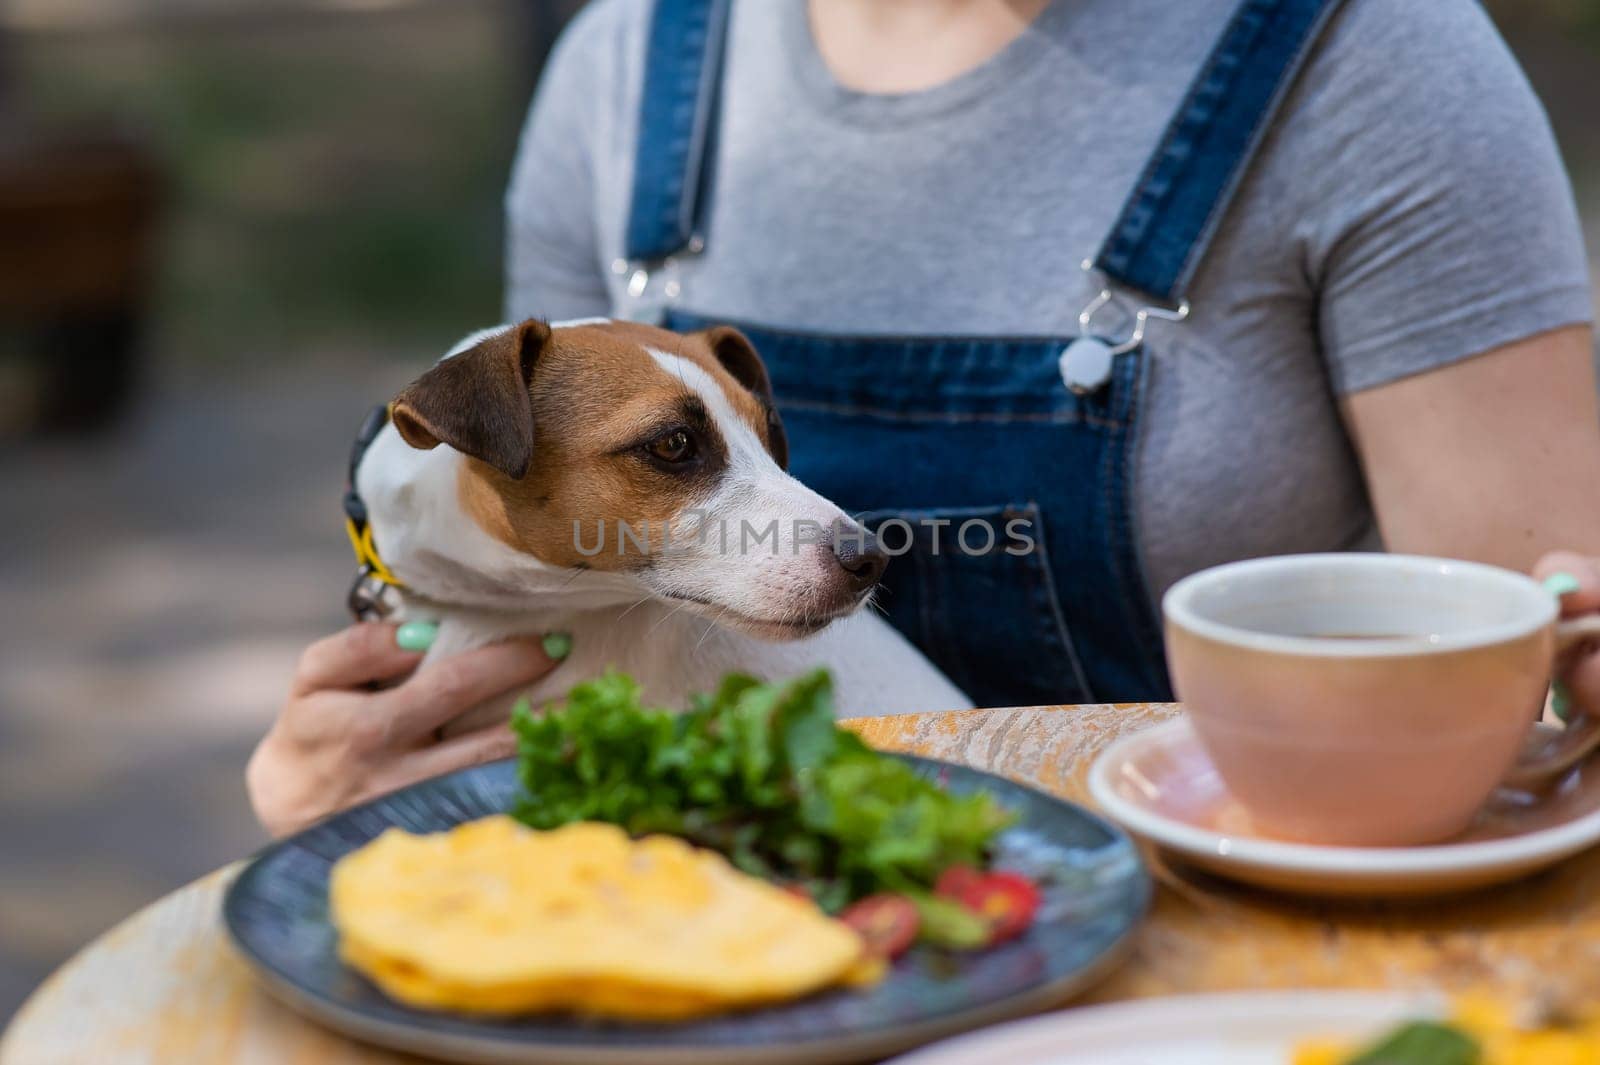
[696,325,788,470]
[391,319,549,479]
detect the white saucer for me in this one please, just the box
[1087,717,1600,897]
[885,990,1444,1065]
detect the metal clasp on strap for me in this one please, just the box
[1076,259,1191,356]
[1060,260,1192,396]
[612,235,703,323]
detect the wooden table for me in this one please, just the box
[7,703,1600,1065]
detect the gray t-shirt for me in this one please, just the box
[505,0,1593,599]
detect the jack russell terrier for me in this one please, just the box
[346,317,971,731]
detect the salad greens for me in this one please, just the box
[510,669,1014,915]
[1342,1021,1479,1065]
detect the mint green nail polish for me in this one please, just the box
[395,621,438,652]
[541,632,573,660]
[1544,572,1583,597]
[1553,681,1574,724]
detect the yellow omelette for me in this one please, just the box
[329,816,871,1020]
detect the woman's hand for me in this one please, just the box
[1534,552,1600,721]
[247,622,560,837]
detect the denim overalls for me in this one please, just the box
[619,0,1347,707]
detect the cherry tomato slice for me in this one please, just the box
[934,864,984,900]
[839,893,921,959]
[958,872,1041,944]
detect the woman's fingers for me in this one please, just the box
[384,638,555,740]
[291,622,421,695]
[1534,552,1600,616]
[383,724,520,794]
[1559,646,1600,720]
[1540,553,1600,722]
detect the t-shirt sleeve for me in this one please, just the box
[1287,0,1593,395]
[503,2,622,322]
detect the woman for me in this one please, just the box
[250,0,1600,835]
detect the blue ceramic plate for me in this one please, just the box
[224,756,1148,1065]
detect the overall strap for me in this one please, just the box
[625,0,1347,298]
[1093,0,1349,304]
[624,0,732,263]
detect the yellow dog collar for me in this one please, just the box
[345,518,404,589]
[344,403,405,619]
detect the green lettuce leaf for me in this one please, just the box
[510,668,1016,911]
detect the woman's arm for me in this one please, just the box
[1268,3,1597,568]
[1344,327,1600,723]
[1343,324,1600,570]
[503,2,621,322]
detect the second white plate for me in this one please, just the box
[885,990,1443,1065]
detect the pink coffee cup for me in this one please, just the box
[1163,553,1599,847]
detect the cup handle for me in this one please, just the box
[1503,615,1600,790]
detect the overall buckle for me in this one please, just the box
[613,235,703,325]
[1060,260,1192,396]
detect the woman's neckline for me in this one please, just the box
[778,0,1070,125]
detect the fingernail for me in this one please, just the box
[395,621,438,652]
[1544,572,1583,597]
[1553,681,1574,724]
[541,632,573,660]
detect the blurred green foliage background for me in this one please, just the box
[11,1,555,369]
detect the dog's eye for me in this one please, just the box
[645,428,696,464]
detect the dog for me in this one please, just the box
[352,317,971,730]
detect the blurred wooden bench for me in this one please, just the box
[0,124,163,432]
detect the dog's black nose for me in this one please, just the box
[832,528,889,589]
